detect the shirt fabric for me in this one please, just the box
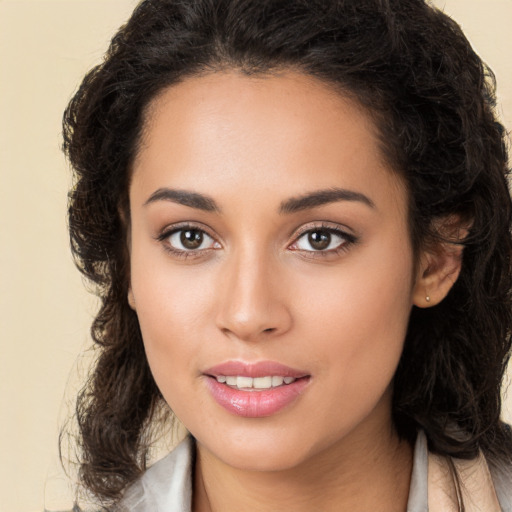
[118,432,512,511]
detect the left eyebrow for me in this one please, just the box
[279,188,375,214]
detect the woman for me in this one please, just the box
[63,0,512,510]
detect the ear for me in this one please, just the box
[412,216,469,308]
[128,287,136,310]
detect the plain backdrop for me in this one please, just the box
[1,1,511,511]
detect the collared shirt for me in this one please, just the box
[118,433,512,511]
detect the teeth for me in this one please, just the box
[253,376,272,389]
[215,375,297,389]
[237,376,253,388]
[271,376,284,386]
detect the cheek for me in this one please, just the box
[128,244,215,395]
[133,287,210,419]
[299,240,414,393]
[289,278,411,452]
[303,241,412,331]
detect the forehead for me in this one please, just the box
[132,71,407,217]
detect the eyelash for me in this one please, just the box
[156,223,219,260]
[289,223,357,258]
[156,222,357,260]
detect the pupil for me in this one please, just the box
[180,230,203,249]
[308,231,330,250]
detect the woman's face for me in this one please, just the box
[128,71,423,471]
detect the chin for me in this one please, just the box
[219,444,308,472]
[194,423,319,472]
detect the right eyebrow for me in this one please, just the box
[144,188,221,213]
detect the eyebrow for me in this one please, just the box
[144,186,375,214]
[279,188,375,214]
[144,188,221,212]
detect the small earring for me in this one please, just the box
[425,295,431,303]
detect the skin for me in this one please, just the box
[128,71,462,511]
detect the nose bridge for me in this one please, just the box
[215,243,290,341]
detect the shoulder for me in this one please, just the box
[409,431,512,512]
[426,436,512,511]
[116,436,194,512]
[489,460,512,511]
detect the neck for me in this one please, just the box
[192,419,413,512]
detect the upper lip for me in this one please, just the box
[204,360,309,379]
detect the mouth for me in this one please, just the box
[212,374,300,390]
[203,361,311,417]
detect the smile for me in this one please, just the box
[216,375,297,390]
[204,361,310,417]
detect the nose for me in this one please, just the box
[215,249,292,342]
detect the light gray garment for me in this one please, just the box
[494,465,512,512]
[117,438,193,512]
[118,432,512,511]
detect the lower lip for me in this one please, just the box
[205,377,310,418]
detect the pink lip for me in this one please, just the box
[204,360,308,379]
[203,360,310,418]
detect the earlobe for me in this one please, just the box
[128,287,136,310]
[412,243,464,308]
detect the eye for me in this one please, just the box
[291,227,355,253]
[159,226,220,254]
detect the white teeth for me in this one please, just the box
[215,375,297,389]
[253,376,272,389]
[271,376,284,387]
[236,376,253,388]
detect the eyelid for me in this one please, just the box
[288,221,358,255]
[154,220,357,259]
[155,222,222,258]
[156,221,217,241]
[291,221,356,240]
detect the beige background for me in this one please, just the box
[0,1,511,511]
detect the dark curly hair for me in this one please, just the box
[62,0,512,505]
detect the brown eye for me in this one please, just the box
[308,231,331,250]
[291,227,354,253]
[166,228,217,252]
[180,229,203,249]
